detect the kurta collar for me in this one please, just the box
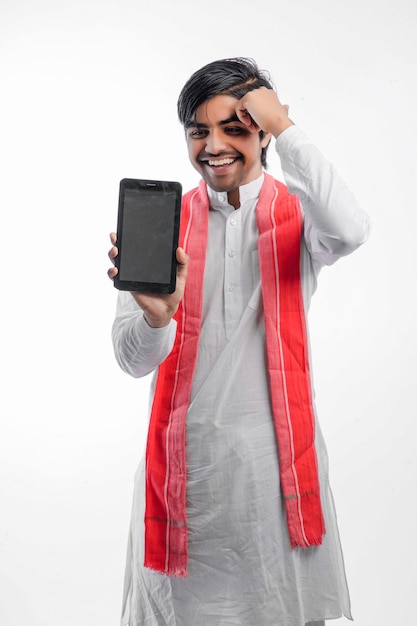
[207,173,264,210]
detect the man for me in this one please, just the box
[108,58,370,626]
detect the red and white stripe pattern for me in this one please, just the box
[144,175,324,577]
[144,183,209,576]
[256,178,325,548]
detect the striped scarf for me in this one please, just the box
[144,173,325,577]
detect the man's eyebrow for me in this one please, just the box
[219,114,241,125]
[186,121,208,129]
[186,114,242,128]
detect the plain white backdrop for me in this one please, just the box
[1,1,416,624]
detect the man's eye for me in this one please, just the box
[189,129,207,138]
[225,126,245,135]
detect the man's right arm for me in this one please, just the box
[108,234,189,377]
[111,291,177,378]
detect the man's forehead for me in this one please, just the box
[187,113,241,129]
[187,96,242,128]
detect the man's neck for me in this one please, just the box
[227,189,240,209]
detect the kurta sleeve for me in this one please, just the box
[275,125,371,265]
[111,290,177,378]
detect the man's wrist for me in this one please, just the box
[271,119,294,138]
[143,312,172,329]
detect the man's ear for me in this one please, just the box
[261,131,272,149]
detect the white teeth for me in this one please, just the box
[208,158,235,166]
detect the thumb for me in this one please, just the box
[176,247,189,283]
[176,248,189,265]
[176,246,188,265]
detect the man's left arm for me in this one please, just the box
[276,125,371,263]
[237,87,371,263]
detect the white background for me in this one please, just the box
[1,1,416,624]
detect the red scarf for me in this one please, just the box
[144,173,325,577]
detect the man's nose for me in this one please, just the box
[205,130,227,155]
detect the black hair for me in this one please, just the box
[177,57,274,168]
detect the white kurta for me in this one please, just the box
[112,126,370,626]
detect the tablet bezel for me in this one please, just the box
[114,178,182,294]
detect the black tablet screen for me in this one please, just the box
[118,188,176,284]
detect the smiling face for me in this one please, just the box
[185,94,271,207]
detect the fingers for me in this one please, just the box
[237,87,293,138]
[107,266,118,279]
[108,231,118,281]
[108,246,118,261]
[108,232,118,264]
[235,104,259,132]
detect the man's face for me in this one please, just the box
[185,94,270,200]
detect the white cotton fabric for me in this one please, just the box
[112,126,370,626]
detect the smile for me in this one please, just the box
[207,157,237,166]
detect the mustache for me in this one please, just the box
[199,151,241,160]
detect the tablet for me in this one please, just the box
[114,178,182,293]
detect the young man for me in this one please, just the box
[108,58,370,626]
